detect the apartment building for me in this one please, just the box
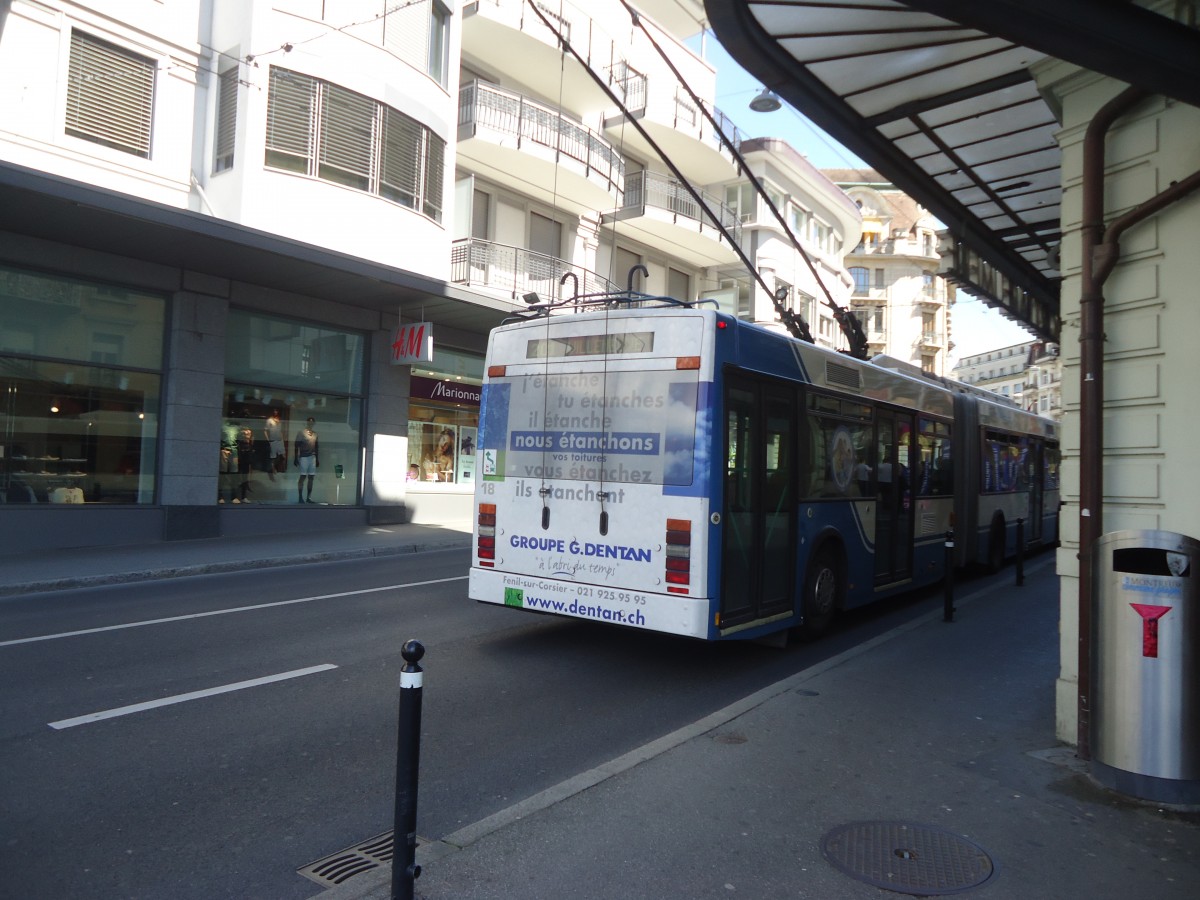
[954,341,1063,420]
[452,3,856,344]
[0,0,858,553]
[729,139,858,349]
[827,170,956,375]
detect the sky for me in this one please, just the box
[691,34,1038,363]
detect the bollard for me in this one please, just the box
[943,530,955,622]
[1016,518,1025,587]
[392,640,425,900]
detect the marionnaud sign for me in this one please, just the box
[391,322,434,365]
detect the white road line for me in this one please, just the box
[48,664,338,730]
[0,576,467,648]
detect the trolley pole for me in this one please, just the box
[943,530,956,622]
[1016,518,1025,587]
[392,640,425,900]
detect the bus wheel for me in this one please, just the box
[798,547,839,639]
[987,517,1006,573]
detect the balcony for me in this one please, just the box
[450,238,619,302]
[603,170,741,267]
[462,0,617,110]
[603,62,739,185]
[458,81,624,213]
[915,287,950,308]
[919,331,945,349]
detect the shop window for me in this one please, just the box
[407,348,483,487]
[221,310,365,506]
[0,265,164,505]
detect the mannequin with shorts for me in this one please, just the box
[294,417,319,503]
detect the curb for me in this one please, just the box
[0,538,473,598]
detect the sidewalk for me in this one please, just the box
[314,558,1200,900]
[0,521,473,597]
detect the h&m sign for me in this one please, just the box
[391,322,434,365]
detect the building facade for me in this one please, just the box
[0,0,489,553]
[0,0,858,553]
[728,138,858,349]
[952,340,1062,419]
[828,171,956,375]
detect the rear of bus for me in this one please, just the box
[468,308,717,639]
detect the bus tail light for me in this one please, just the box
[477,502,496,566]
[665,518,691,594]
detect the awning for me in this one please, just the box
[705,1,1200,343]
[0,160,513,338]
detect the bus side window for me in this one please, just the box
[917,418,952,496]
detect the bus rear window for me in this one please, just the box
[481,368,700,486]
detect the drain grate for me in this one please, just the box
[821,821,995,896]
[299,830,407,888]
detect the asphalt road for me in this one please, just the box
[0,547,955,899]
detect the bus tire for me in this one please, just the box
[797,545,840,640]
[987,515,1006,573]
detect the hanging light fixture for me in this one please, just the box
[749,87,782,113]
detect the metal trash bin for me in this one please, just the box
[1091,530,1200,804]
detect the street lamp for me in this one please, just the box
[749,87,782,113]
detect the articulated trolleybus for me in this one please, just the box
[469,294,1059,642]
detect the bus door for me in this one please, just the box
[874,410,914,584]
[1026,440,1044,543]
[720,374,796,627]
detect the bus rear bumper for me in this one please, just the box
[469,567,710,639]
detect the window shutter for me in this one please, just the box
[65,31,155,158]
[319,83,376,190]
[265,68,316,173]
[380,108,421,208]
[214,67,238,172]
[421,131,444,221]
[383,0,429,68]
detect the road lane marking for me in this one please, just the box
[48,664,338,730]
[0,576,467,648]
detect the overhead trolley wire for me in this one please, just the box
[615,1,869,358]
[521,0,816,346]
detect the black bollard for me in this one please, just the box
[943,530,955,622]
[1016,518,1025,586]
[392,640,425,900]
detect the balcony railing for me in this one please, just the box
[459,81,624,191]
[707,105,745,156]
[618,170,741,242]
[450,238,618,301]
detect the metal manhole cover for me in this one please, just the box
[299,831,399,888]
[821,821,995,896]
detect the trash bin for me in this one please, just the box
[1091,530,1200,804]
